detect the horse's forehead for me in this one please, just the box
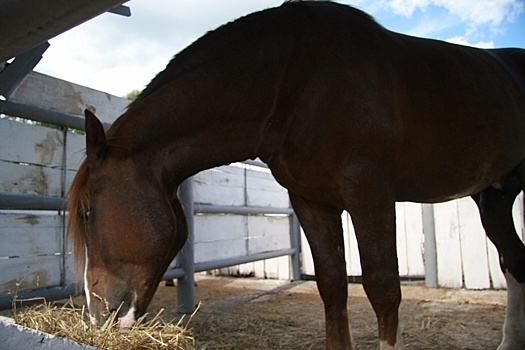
[86,161,121,188]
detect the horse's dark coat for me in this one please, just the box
[68,2,525,349]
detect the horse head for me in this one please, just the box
[68,110,187,327]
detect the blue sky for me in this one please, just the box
[35,0,525,97]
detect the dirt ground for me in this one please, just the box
[149,275,507,350]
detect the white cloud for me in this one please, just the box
[387,0,431,17]
[382,0,523,49]
[37,13,173,96]
[445,36,495,48]
[442,0,524,29]
[387,0,524,27]
[35,0,283,97]
[406,15,458,37]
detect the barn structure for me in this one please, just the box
[0,1,522,313]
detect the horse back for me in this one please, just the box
[261,3,525,203]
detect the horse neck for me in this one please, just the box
[109,83,270,189]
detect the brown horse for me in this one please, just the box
[68,2,525,349]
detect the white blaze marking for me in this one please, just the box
[84,247,137,328]
[84,247,97,326]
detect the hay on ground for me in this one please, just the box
[13,298,196,350]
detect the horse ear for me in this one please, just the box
[84,109,106,165]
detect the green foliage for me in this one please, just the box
[124,89,141,101]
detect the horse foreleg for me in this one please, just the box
[289,194,353,350]
[500,271,525,350]
[471,175,525,350]
[344,167,404,350]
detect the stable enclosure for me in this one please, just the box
[1,69,524,310]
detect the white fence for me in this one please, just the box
[301,202,426,280]
[192,165,295,280]
[432,196,523,289]
[0,71,128,303]
[1,71,523,311]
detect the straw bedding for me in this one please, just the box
[12,298,195,350]
[8,276,508,350]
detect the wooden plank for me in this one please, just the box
[247,216,290,255]
[303,211,361,278]
[64,253,77,286]
[194,215,246,244]
[193,215,246,263]
[253,260,266,278]
[487,238,506,288]
[0,119,64,167]
[238,261,255,277]
[479,193,524,289]
[0,213,63,257]
[433,200,463,288]
[246,169,289,208]
[263,258,279,279]
[0,255,62,293]
[0,161,63,196]
[403,202,425,276]
[194,240,247,264]
[65,169,79,197]
[65,131,85,171]
[231,256,291,280]
[276,256,291,280]
[513,193,524,240]
[10,71,129,123]
[342,212,352,276]
[344,205,424,279]
[344,212,362,277]
[222,262,261,278]
[395,202,409,276]
[304,203,424,279]
[300,230,316,276]
[193,166,245,206]
[457,197,491,289]
[64,131,86,194]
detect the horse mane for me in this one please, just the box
[67,160,90,278]
[126,1,378,113]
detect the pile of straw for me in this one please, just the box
[13,298,196,350]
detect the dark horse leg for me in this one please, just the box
[289,193,353,350]
[471,170,525,350]
[343,162,403,350]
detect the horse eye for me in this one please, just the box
[78,209,91,224]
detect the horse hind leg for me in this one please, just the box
[471,170,525,350]
[289,194,353,350]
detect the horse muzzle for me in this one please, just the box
[87,291,138,328]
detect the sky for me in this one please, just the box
[34,0,525,98]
